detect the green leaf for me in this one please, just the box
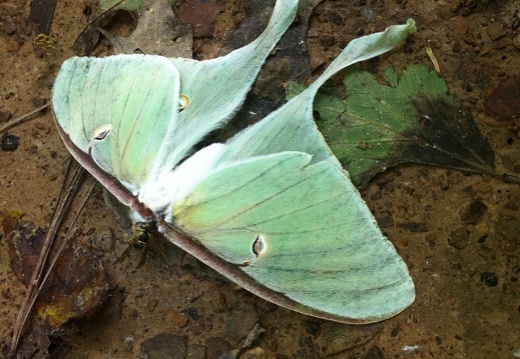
[288,64,496,187]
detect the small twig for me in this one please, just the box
[8,158,87,357]
[34,176,96,310]
[0,104,50,136]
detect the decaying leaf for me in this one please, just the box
[288,63,497,187]
[99,0,192,57]
[29,0,57,35]
[74,0,190,57]
[72,6,118,56]
[2,213,111,351]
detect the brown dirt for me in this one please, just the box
[1,0,520,358]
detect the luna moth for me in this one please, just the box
[52,0,417,324]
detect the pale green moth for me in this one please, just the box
[52,0,417,324]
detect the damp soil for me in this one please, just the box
[1,0,520,358]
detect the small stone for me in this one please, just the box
[447,227,469,249]
[0,17,17,34]
[486,22,507,41]
[460,200,487,224]
[504,242,516,252]
[187,344,206,359]
[495,211,520,244]
[463,34,479,47]
[325,10,344,26]
[225,305,259,345]
[425,232,437,248]
[378,213,394,228]
[513,33,520,51]
[27,145,37,155]
[140,333,187,359]
[32,98,47,108]
[480,272,498,287]
[462,186,476,197]
[171,312,189,328]
[492,37,512,49]
[0,110,12,123]
[360,5,375,22]
[305,320,320,335]
[1,133,19,151]
[453,16,470,35]
[395,236,409,247]
[452,41,463,52]
[238,347,265,358]
[5,39,19,52]
[147,298,158,312]
[33,121,47,130]
[364,346,384,359]
[315,322,383,356]
[484,74,520,121]
[319,34,336,46]
[398,222,428,233]
[186,307,200,320]
[206,337,230,359]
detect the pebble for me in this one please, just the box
[364,346,384,359]
[315,322,383,356]
[224,305,259,345]
[187,344,206,359]
[5,39,19,52]
[360,5,375,22]
[0,17,17,34]
[480,272,498,287]
[206,337,230,359]
[171,311,189,328]
[1,133,19,152]
[460,200,487,224]
[453,16,470,35]
[513,32,520,51]
[0,110,12,123]
[486,21,507,41]
[484,75,520,121]
[447,227,469,249]
[480,37,513,55]
[425,232,437,248]
[140,333,187,359]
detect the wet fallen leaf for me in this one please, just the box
[29,0,57,35]
[10,325,51,359]
[287,63,497,187]
[3,216,110,337]
[72,6,117,56]
[99,0,192,57]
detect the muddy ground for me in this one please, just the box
[1,0,520,358]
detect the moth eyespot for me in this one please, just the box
[252,234,270,257]
[92,125,112,141]
[178,95,189,111]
